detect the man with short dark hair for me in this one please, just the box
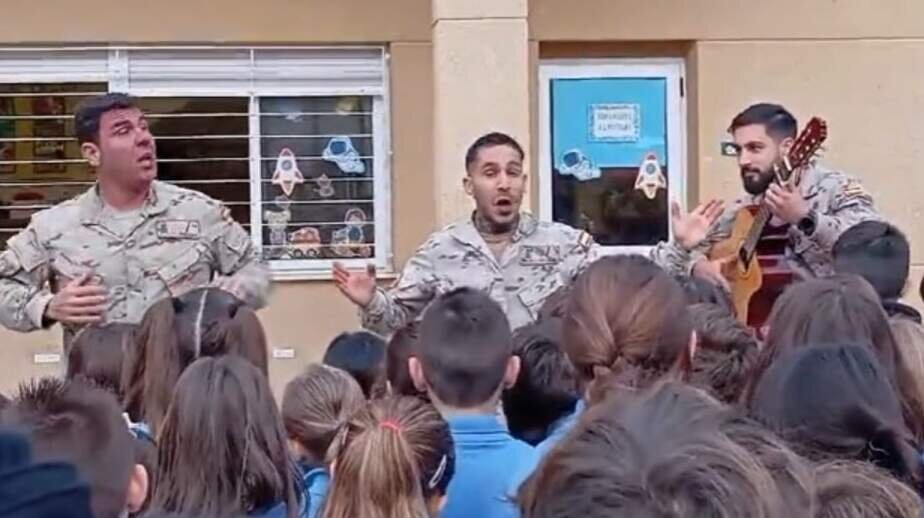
[0,93,268,345]
[334,131,722,334]
[0,377,148,518]
[688,103,879,288]
[833,220,920,322]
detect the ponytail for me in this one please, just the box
[322,397,454,518]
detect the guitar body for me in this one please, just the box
[709,206,795,329]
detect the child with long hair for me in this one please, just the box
[322,396,455,518]
[282,364,366,517]
[121,287,268,434]
[149,356,300,518]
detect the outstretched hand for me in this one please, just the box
[332,262,377,308]
[671,199,725,251]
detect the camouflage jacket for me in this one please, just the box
[0,181,270,336]
[360,212,691,335]
[689,164,880,278]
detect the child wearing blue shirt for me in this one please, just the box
[410,288,540,518]
[280,363,366,518]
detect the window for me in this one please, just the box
[0,47,391,278]
[538,59,686,253]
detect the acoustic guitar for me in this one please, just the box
[708,117,828,328]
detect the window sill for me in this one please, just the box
[270,268,398,282]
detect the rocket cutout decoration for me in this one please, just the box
[271,148,305,197]
[634,152,666,200]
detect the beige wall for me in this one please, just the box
[2,0,430,43]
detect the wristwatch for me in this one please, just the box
[797,210,818,236]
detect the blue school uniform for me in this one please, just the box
[299,462,330,518]
[442,413,540,518]
[535,399,585,458]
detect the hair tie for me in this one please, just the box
[380,420,402,433]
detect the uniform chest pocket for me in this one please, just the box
[518,274,564,320]
[154,245,211,296]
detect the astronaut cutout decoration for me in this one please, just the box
[331,207,372,258]
[634,152,667,200]
[322,136,365,175]
[271,148,305,197]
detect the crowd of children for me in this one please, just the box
[2,218,924,518]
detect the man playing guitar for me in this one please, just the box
[690,103,880,296]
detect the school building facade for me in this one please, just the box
[1,0,922,395]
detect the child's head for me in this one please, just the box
[152,355,298,518]
[323,331,387,399]
[814,460,923,518]
[688,303,759,403]
[323,396,455,518]
[564,256,694,402]
[65,323,136,397]
[122,287,268,434]
[503,319,580,445]
[518,382,784,518]
[0,377,148,518]
[754,274,924,439]
[412,287,517,411]
[749,344,922,486]
[833,220,910,301]
[387,323,422,398]
[0,428,94,517]
[282,363,366,465]
[676,274,735,314]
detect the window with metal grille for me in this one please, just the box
[0,47,391,279]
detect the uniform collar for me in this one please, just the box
[449,211,539,245]
[78,181,169,224]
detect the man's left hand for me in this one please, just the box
[765,183,809,225]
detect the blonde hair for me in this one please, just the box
[322,397,454,518]
[282,364,365,462]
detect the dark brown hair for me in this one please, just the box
[151,355,298,518]
[564,256,693,402]
[1,377,135,518]
[518,382,784,518]
[688,303,760,404]
[417,287,513,408]
[282,363,365,464]
[323,331,387,399]
[465,132,525,171]
[749,275,924,438]
[814,460,923,518]
[386,323,422,398]
[122,288,268,434]
[66,323,137,398]
[75,92,139,144]
[749,344,923,486]
[322,396,455,518]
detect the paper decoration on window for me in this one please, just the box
[559,149,601,182]
[271,148,305,196]
[634,152,666,200]
[322,136,365,175]
[589,103,640,143]
[335,97,361,115]
[273,195,291,211]
[263,208,292,259]
[289,226,322,259]
[331,207,372,258]
[315,173,335,198]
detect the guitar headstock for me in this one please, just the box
[786,117,828,172]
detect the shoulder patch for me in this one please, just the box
[578,231,594,250]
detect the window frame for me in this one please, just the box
[0,45,394,280]
[537,58,687,255]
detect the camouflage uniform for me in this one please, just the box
[689,164,880,278]
[361,211,691,335]
[0,181,270,342]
